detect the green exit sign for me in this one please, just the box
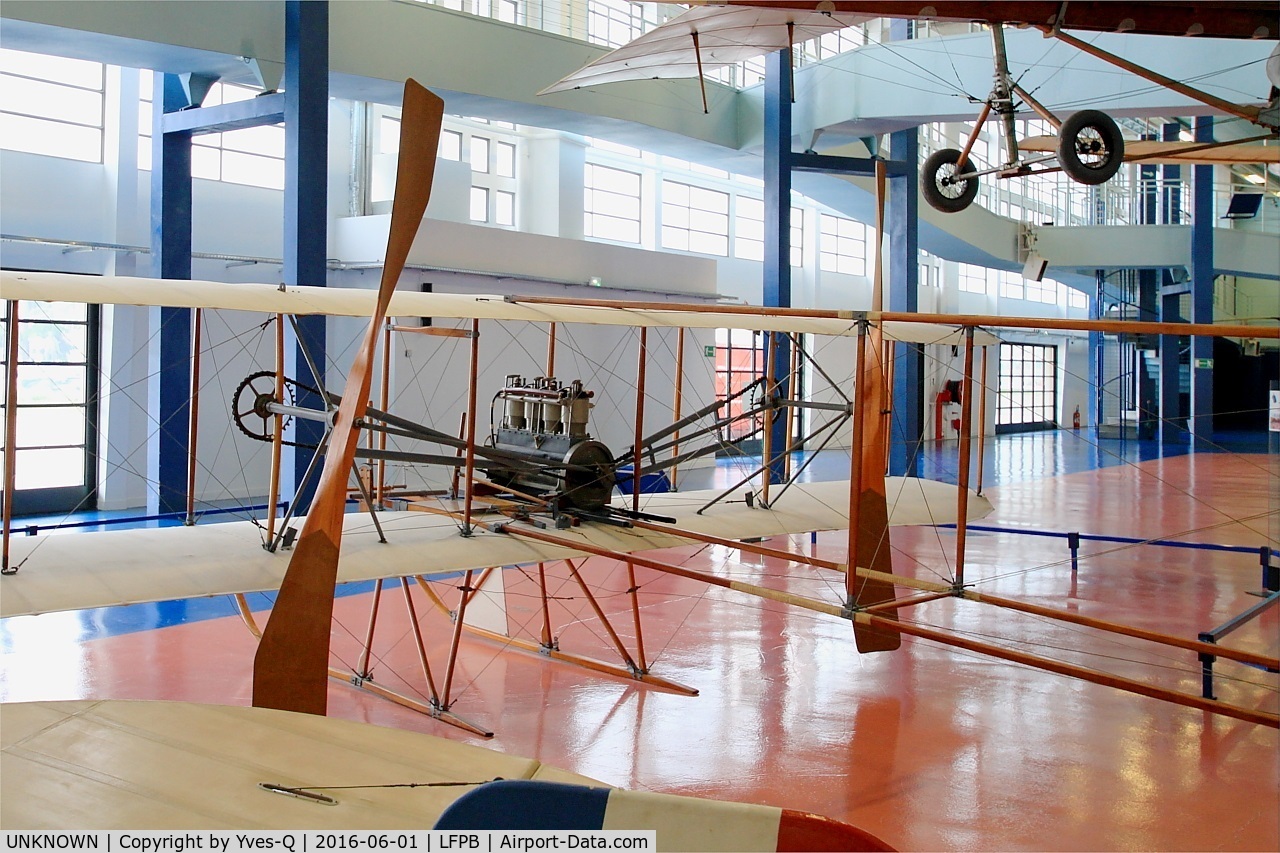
[1194,358,1214,369]
[704,345,715,358]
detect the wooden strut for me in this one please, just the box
[265,316,285,544]
[975,347,988,497]
[628,328,650,672]
[844,321,867,606]
[185,307,202,526]
[411,569,697,694]
[1039,26,1266,127]
[498,523,1278,729]
[761,331,776,507]
[2,300,19,574]
[545,322,556,376]
[953,328,976,587]
[956,102,992,172]
[378,321,392,506]
[461,319,480,534]
[671,328,685,488]
[785,333,799,483]
[691,31,709,115]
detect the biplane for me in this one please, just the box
[3,77,1276,753]
[542,1,1280,212]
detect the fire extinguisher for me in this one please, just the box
[1072,406,1081,430]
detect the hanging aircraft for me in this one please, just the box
[2,78,1277,744]
[541,1,1280,212]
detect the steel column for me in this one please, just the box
[888,128,921,476]
[1189,117,1215,448]
[763,49,792,484]
[1159,125,1188,445]
[151,72,193,517]
[283,0,329,511]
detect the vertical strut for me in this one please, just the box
[401,576,440,701]
[954,327,976,587]
[2,301,19,575]
[440,569,475,709]
[185,308,203,526]
[976,346,989,497]
[356,577,385,679]
[461,319,480,535]
[265,316,285,544]
[671,328,685,489]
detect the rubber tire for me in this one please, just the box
[921,148,980,214]
[1057,110,1124,186]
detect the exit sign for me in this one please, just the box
[1194,358,1213,369]
[704,345,715,358]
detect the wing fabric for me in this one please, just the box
[252,80,445,716]
[542,6,869,93]
[659,1,1277,40]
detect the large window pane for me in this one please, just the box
[16,406,86,448]
[18,365,86,405]
[0,113,101,162]
[19,324,87,363]
[14,448,85,490]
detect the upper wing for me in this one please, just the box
[1020,134,1280,165]
[541,6,870,94]
[0,270,1001,346]
[658,2,1278,40]
[1,478,992,618]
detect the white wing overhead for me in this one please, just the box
[541,6,871,94]
[1,270,1001,346]
[1,479,992,618]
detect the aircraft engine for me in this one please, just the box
[486,375,616,511]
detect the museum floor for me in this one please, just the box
[3,432,1277,850]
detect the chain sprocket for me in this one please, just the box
[231,370,325,447]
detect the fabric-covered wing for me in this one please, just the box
[541,6,870,94]
[1,479,992,619]
[658,1,1278,40]
[0,271,1001,347]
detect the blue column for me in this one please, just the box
[763,49,791,484]
[1088,273,1103,435]
[887,128,921,476]
[1189,117,1214,447]
[151,73,193,516]
[283,0,330,511]
[1159,122,1187,444]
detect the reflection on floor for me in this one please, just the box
[2,431,1277,850]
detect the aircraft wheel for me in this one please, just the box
[1057,110,1124,185]
[921,148,979,213]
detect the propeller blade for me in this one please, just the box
[852,161,900,653]
[253,80,445,715]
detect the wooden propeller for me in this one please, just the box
[253,80,445,715]
[849,159,901,653]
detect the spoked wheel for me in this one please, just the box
[921,148,980,213]
[1057,110,1124,185]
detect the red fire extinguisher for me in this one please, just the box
[1072,406,1081,430]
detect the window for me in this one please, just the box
[585,163,642,244]
[439,129,463,161]
[735,198,803,266]
[495,141,516,177]
[662,181,729,256]
[0,48,105,163]
[958,264,990,294]
[470,136,490,173]
[714,328,764,444]
[470,186,489,222]
[819,214,868,276]
[495,189,515,226]
[997,343,1058,433]
[588,0,661,47]
[1,299,99,514]
[999,270,1024,300]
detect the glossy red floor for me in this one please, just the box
[2,452,1277,850]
